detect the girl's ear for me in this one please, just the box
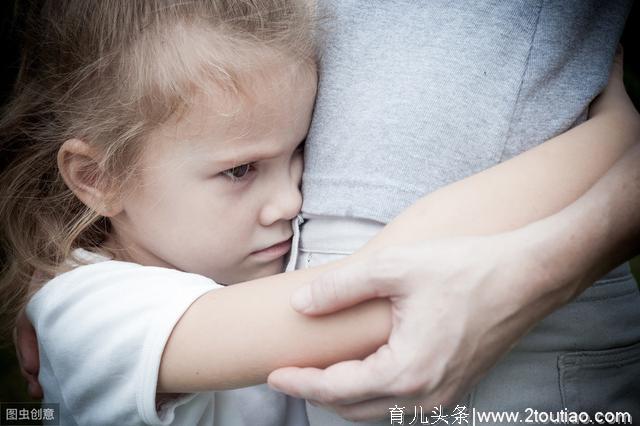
[57,139,123,217]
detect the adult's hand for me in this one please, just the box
[14,310,43,399]
[267,48,640,423]
[267,229,577,422]
[268,142,640,423]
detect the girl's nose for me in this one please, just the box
[258,182,302,226]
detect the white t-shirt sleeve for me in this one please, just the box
[26,257,223,425]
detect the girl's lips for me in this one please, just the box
[251,238,292,260]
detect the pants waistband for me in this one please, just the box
[298,214,385,254]
[295,214,632,280]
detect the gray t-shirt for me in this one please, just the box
[302,0,632,224]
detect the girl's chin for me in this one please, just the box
[208,259,286,286]
[245,259,287,280]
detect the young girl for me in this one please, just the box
[0,0,392,424]
[2,1,639,426]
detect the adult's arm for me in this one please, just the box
[267,138,640,422]
[264,60,640,421]
[158,55,640,393]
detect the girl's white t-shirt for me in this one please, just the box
[25,244,306,426]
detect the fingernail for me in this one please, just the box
[291,286,311,312]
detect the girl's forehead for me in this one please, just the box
[180,57,313,118]
[147,63,315,163]
[177,74,305,139]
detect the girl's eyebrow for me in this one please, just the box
[214,139,306,168]
[214,146,281,168]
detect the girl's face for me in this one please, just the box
[109,61,316,284]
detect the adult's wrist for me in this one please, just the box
[489,222,578,332]
[510,199,610,313]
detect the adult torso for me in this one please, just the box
[302,0,631,223]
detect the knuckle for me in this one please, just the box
[389,370,427,398]
[323,280,342,307]
[315,383,338,405]
[368,248,405,284]
[310,279,335,307]
[321,268,353,305]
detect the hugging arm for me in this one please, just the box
[14,53,639,396]
[357,53,638,252]
[157,55,640,393]
[264,55,640,421]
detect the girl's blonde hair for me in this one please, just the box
[0,0,316,343]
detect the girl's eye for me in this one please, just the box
[221,163,255,181]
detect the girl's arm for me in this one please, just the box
[158,57,640,393]
[358,55,640,254]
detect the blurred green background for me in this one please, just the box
[1,1,640,405]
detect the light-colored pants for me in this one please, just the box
[289,215,640,426]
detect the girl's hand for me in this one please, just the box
[13,310,43,399]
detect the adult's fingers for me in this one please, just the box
[268,345,398,405]
[291,251,402,315]
[329,393,425,423]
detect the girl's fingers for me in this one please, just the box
[612,43,624,78]
[13,311,43,399]
[615,43,623,63]
[14,311,40,376]
[27,376,44,399]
